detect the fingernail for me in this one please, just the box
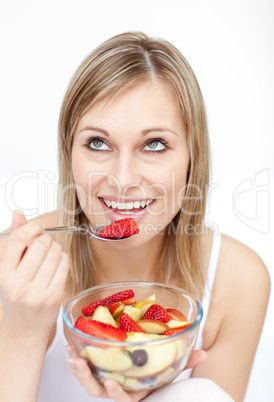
[68,357,83,372]
[65,344,73,354]
[105,382,115,392]
[14,209,23,216]
[37,220,45,229]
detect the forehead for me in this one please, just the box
[77,79,185,134]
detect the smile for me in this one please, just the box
[102,199,153,215]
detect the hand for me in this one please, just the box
[0,210,69,339]
[66,345,207,401]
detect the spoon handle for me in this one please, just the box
[41,226,80,233]
[0,226,80,238]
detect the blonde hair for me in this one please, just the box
[58,32,210,298]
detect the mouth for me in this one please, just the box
[99,197,154,216]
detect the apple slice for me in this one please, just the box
[123,377,142,390]
[136,319,169,334]
[123,305,142,321]
[133,294,156,309]
[85,346,133,371]
[79,349,88,359]
[123,341,177,378]
[175,338,188,361]
[96,370,125,386]
[133,294,156,318]
[166,319,191,329]
[92,306,117,327]
[166,308,188,322]
[155,366,176,382]
[108,302,125,319]
[125,332,166,342]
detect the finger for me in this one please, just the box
[16,234,53,283]
[68,357,108,398]
[46,252,69,294]
[67,352,148,401]
[2,220,45,270]
[104,380,148,402]
[65,344,74,356]
[32,241,63,289]
[184,349,207,370]
[11,210,28,231]
[104,380,132,402]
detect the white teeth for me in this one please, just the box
[126,202,134,210]
[104,199,153,210]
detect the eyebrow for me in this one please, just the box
[78,126,179,137]
[78,126,109,136]
[141,127,179,137]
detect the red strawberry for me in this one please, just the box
[78,319,127,341]
[82,299,104,317]
[103,289,135,306]
[82,290,135,317]
[163,324,192,336]
[99,218,139,239]
[74,316,86,329]
[142,304,172,323]
[119,313,145,333]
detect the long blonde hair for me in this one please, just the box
[58,32,210,298]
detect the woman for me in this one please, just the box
[0,32,270,402]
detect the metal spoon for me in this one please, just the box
[0,224,136,241]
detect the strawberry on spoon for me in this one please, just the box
[99,218,139,239]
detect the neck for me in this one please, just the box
[91,235,166,286]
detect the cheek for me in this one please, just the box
[71,151,93,210]
[72,149,95,189]
[147,169,188,220]
[71,147,82,182]
[155,162,188,200]
[72,154,109,216]
[174,170,189,208]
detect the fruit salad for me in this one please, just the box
[74,289,192,390]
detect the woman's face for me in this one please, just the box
[72,79,189,246]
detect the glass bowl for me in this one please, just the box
[63,281,203,392]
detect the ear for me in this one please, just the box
[11,210,28,231]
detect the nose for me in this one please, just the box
[107,153,144,196]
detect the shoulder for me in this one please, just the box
[217,234,270,293]
[203,232,270,347]
[200,229,270,292]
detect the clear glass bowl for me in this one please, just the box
[63,281,203,391]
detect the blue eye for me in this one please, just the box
[143,140,167,152]
[88,138,111,151]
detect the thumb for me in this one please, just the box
[185,349,207,370]
[11,210,28,231]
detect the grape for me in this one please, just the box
[131,349,148,367]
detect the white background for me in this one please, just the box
[0,1,273,400]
